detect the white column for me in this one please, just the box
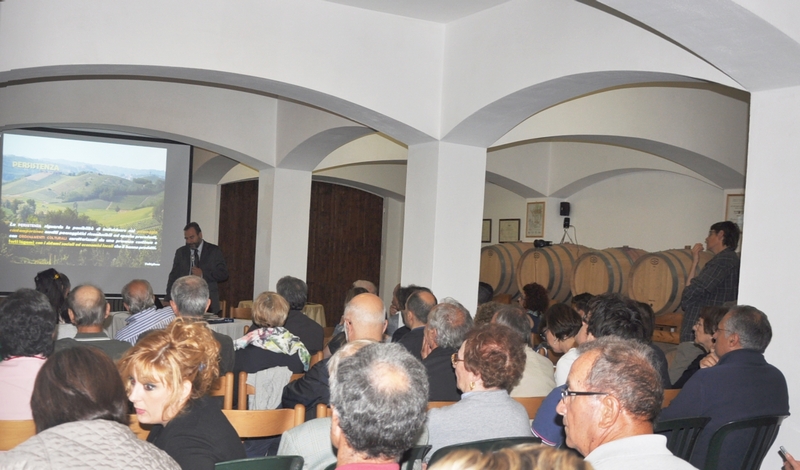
[401,141,487,313]
[252,167,312,296]
[738,86,800,469]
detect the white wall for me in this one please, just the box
[190,183,220,244]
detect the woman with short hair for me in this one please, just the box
[541,303,583,386]
[0,346,179,469]
[427,323,533,459]
[118,319,245,469]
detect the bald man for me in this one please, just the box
[398,288,437,361]
[283,293,387,421]
[114,279,175,345]
[55,284,131,361]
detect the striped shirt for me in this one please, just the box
[115,306,176,345]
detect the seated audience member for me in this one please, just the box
[785,452,800,470]
[473,301,502,326]
[571,292,593,318]
[115,279,175,345]
[659,305,789,469]
[427,324,532,459]
[478,282,494,305]
[386,283,403,337]
[427,443,592,470]
[54,284,131,361]
[557,337,695,470]
[35,268,75,339]
[274,275,324,354]
[493,305,556,397]
[234,291,310,374]
[398,287,437,360]
[390,285,417,342]
[0,347,180,469]
[330,342,429,468]
[671,305,728,388]
[0,289,57,420]
[325,286,368,358]
[278,339,377,469]
[168,275,235,373]
[519,282,550,333]
[421,300,474,401]
[352,279,377,294]
[541,303,583,386]
[118,319,246,469]
[282,293,387,422]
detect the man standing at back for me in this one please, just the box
[169,275,235,374]
[55,284,130,361]
[275,276,323,355]
[165,222,228,315]
[672,221,740,381]
[659,305,789,469]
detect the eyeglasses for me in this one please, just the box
[451,353,464,368]
[560,388,608,401]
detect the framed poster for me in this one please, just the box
[526,202,545,238]
[499,219,520,243]
[725,194,744,226]
[482,219,492,243]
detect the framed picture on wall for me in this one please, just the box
[498,219,520,243]
[482,219,492,243]
[526,202,545,238]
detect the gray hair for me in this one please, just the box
[493,305,533,347]
[406,289,437,324]
[427,302,473,350]
[331,343,428,460]
[343,296,386,327]
[121,279,155,314]
[276,276,308,310]
[440,297,471,318]
[327,339,376,380]
[170,276,209,317]
[577,336,662,422]
[725,305,772,353]
[66,284,107,326]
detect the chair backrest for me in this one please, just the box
[512,396,546,420]
[230,307,253,320]
[222,405,305,438]
[653,416,711,461]
[209,372,235,410]
[128,414,152,440]
[215,455,304,470]
[703,414,787,470]
[316,403,333,419]
[0,420,36,451]
[427,401,456,410]
[427,436,542,466]
[309,351,324,368]
[290,373,304,382]
[662,388,680,408]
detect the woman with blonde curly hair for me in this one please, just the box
[118,319,245,469]
[428,443,593,470]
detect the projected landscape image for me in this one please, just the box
[0,133,167,268]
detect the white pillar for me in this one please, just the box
[401,141,486,313]
[738,86,800,469]
[252,167,312,296]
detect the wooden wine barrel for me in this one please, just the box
[571,246,647,296]
[627,249,714,316]
[516,244,589,303]
[479,242,533,296]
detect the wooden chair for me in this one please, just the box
[703,414,787,470]
[654,416,710,461]
[230,307,253,320]
[662,388,680,408]
[309,351,324,368]
[209,372,235,410]
[0,420,36,450]
[243,325,250,335]
[512,396,546,420]
[128,414,152,440]
[215,455,304,470]
[427,436,541,467]
[316,403,333,419]
[427,401,456,410]
[222,405,305,439]
[237,371,301,410]
[290,373,304,382]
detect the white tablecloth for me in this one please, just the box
[104,311,250,342]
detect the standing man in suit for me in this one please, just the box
[165,222,228,314]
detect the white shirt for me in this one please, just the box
[585,434,699,470]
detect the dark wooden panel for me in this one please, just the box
[217,179,258,313]
[307,182,383,327]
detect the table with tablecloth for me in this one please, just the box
[104,311,251,342]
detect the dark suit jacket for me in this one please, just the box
[214,330,235,375]
[658,349,789,468]
[283,309,324,355]
[423,346,461,402]
[282,358,330,422]
[398,326,425,361]
[165,241,228,314]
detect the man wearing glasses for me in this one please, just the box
[557,336,696,469]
